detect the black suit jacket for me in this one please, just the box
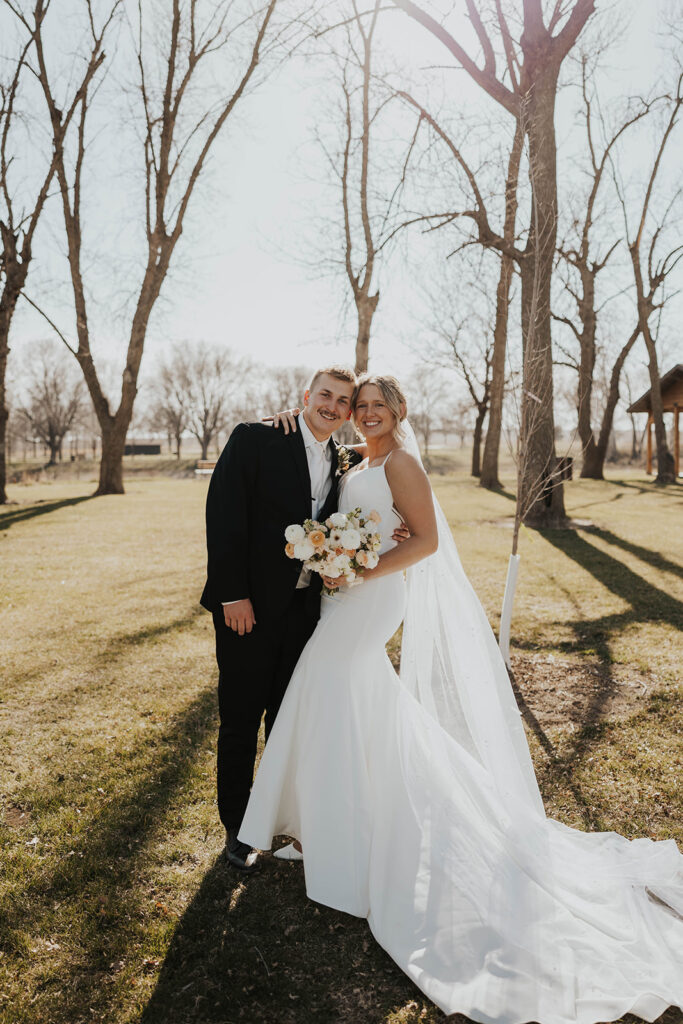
[200,422,361,622]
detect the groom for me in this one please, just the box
[200,365,361,872]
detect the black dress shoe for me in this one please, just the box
[224,828,260,873]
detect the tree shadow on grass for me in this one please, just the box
[95,605,207,662]
[140,841,682,1024]
[2,686,218,1022]
[8,605,207,698]
[509,650,614,833]
[512,528,681,831]
[140,856,445,1024]
[585,525,683,581]
[608,477,673,495]
[540,529,682,633]
[0,495,95,531]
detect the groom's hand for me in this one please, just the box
[224,598,256,635]
[392,521,410,544]
[262,408,300,434]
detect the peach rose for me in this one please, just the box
[285,542,296,558]
[309,530,325,548]
[356,549,369,567]
[368,509,381,523]
[344,548,356,558]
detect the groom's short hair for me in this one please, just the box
[307,365,357,392]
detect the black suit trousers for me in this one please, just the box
[213,589,318,831]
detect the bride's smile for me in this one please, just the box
[354,381,408,461]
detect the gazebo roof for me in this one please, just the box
[627,364,683,413]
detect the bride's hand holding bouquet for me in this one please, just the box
[285,508,381,594]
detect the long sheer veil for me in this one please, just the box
[398,420,682,914]
[398,420,544,815]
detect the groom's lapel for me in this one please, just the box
[317,439,340,521]
[286,427,312,517]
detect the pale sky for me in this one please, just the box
[4,0,679,416]
[147,0,677,380]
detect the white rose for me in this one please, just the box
[365,551,379,569]
[334,554,351,571]
[285,523,306,543]
[293,539,315,560]
[329,512,347,528]
[339,528,361,549]
[324,561,342,578]
[346,570,356,584]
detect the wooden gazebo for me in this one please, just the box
[627,364,682,476]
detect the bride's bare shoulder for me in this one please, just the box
[385,448,428,482]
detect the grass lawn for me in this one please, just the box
[1,469,681,1024]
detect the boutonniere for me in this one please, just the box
[336,445,353,477]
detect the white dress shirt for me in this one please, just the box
[298,411,333,519]
[222,412,333,606]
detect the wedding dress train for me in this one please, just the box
[239,458,682,1024]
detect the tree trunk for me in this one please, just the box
[354,292,379,374]
[481,121,523,491]
[201,437,210,460]
[576,269,598,478]
[0,333,8,504]
[582,326,640,479]
[630,415,639,459]
[579,441,603,479]
[480,252,513,490]
[641,325,675,484]
[0,268,24,504]
[175,431,182,459]
[471,406,486,477]
[518,72,567,528]
[96,420,127,495]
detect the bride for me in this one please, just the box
[238,373,682,1024]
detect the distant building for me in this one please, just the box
[627,364,682,476]
[124,443,162,456]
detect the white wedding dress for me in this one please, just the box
[239,457,683,1024]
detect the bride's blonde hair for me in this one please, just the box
[352,374,408,443]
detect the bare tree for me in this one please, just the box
[480,118,523,490]
[262,365,312,411]
[552,57,657,479]
[313,1,419,374]
[9,0,282,495]
[393,0,597,526]
[147,362,188,459]
[18,340,84,464]
[422,267,495,477]
[160,342,250,460]
[0,3,103,501]
[406,363,450,461]
[400,92,522,488]
[614,72,683,485]
[394,91,522,487]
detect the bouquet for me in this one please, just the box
[285,508,382,594]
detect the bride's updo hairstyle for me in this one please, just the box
[352,373,408,443]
